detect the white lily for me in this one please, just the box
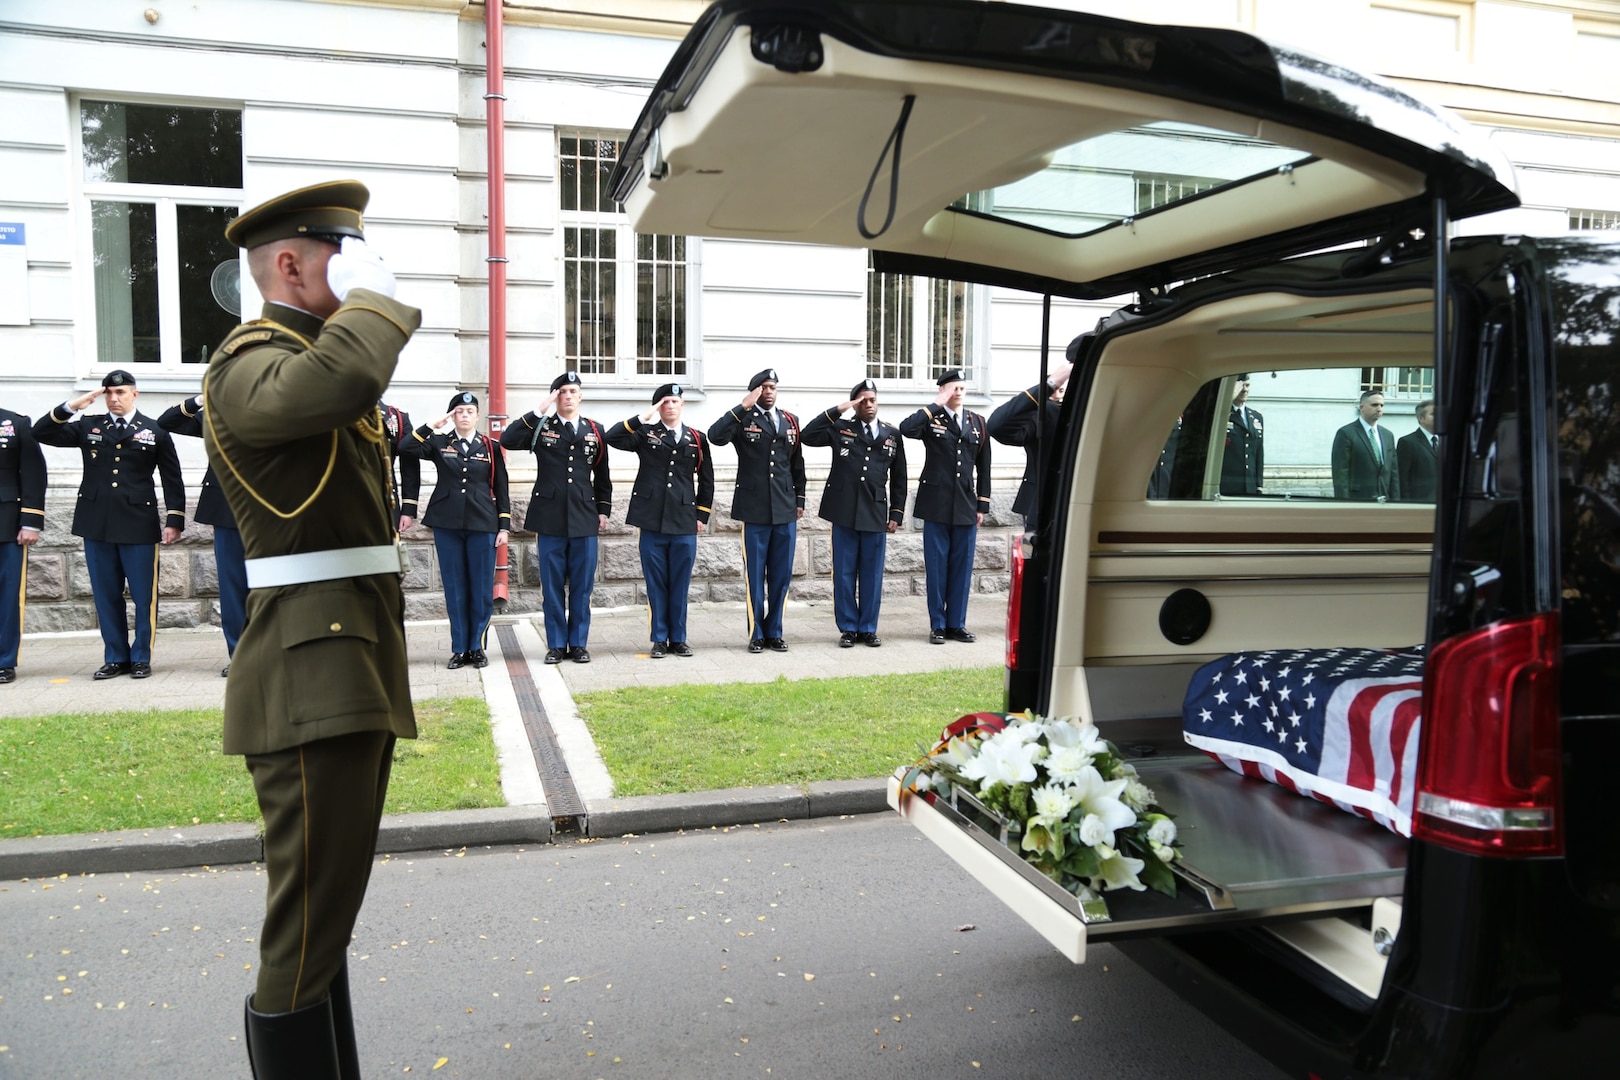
[1095,851,1148,891]
[1068,765,1138,849]
[959,732,1041,792]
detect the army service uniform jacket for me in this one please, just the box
[800,409,906,532]
[203,293,421,756]
[400,426,512,533]
[157,400,236,529]
[380,402,420,522]
[707,404,806,524]
[33,408,184,544]
[986,382,1061,518]
[0,408,46,538]
[607,416,714,534]
[898,403,992,526]
[499,411,612,537]
[1220,405,1264,495]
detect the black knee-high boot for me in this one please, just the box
[244,992,342,1079]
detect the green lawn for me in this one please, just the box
[0,697,501,839]
[575,666,1003,796]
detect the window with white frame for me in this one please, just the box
[559,134,692,379]
[79,99,242,368]
[1571,208,1620,231]
[1362,365,1434,398]
[865,254,973,383]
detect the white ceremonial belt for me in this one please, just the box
[245,543,407,588]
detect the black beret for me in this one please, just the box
[936,369,966,387]
[1065,333,1088,364]
[101,369,136,388]
[748,368,779,391]
[851,379,877,399]
[651,383,683,404]
[448,391,479,411]
[550,371,582,392]
[224,179,369,249]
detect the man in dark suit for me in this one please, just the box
[205,179,420,1076]
[1221,374,1264,495]
[1331,390,1401,501]
[34,370,185,679]
[1396,398,1439,503]
[501,371,612,664]
[0,406,46,684]
[900,369,991,644]
[708,367,806,652]
[988,358,1072,527]
[608,383,715,658]
[159,395,244,676]
[801,378,907,647]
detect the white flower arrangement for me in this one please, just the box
[911,711,1181,899]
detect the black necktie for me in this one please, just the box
[760,409,776,437]
[1431,435,1438,451]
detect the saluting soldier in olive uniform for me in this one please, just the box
[0,406,46,684]
[608,383,714,658]
[708,367,806,652]
[899,369,991,645]
[203,180,420,1077]
[34,370,185,679]
[801,379,906,647]
[988,358,1073,529]
[401,391,511,670]
[500,371,612,664]
[158,395,245,676]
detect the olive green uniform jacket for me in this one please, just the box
[203,291,421,756]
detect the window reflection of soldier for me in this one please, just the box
[158,394,245,676]
[204,180,419,1076]
[800,379,906,647]
[988,359,1072,529]
[1220,375,1264,495]
[0,405,46,684]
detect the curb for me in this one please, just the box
[0,779,892,879]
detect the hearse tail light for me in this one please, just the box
[1005,533,1029,670]
[1414,613,1563,857]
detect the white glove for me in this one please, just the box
[326,237,397,302]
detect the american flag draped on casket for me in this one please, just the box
[1181,647,1425,836]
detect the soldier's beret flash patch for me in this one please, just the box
[460,392,475,404]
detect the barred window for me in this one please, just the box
[559,134,692,379]
[1135,172,1221,214]
[1361,366,1434,398]
[866,254,973,383]
[1570,208,1620,231]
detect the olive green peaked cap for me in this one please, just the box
[224,179,370,249]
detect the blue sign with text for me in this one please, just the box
[0,224,25,246]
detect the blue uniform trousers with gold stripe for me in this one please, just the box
[741,520,795,642]
[214,525,247,656]
[831,524,885,635]
[434,527,495,655]
[85,539,158,665]
[922,521,976,633]
[0,542,24,669]
[536,534,598,650]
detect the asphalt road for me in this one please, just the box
[0,814,1286,1079]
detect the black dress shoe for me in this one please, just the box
[863,632,882,648]
[130,662,152,679]
[650,640,668,659]
[447,653,467,670]
[220,664,231,678]
[748,638,764,653]
[570,647,591,664]
[670,641,693,657]
[929,629,946,645]
[767,637,788,652]
[946,627,977,643]
[93,662,132,680]
[839,631,857,648]
[544,648,567,665]
[469,649,489,669]
[0,667,15,684]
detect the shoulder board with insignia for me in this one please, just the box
[219,328,275,357]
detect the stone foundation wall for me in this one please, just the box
[21,488,1019,634]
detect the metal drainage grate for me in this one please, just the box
[495,623,586,831]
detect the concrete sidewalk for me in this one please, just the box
[0,593,1004,878]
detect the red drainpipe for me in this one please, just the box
[485,0,510,605]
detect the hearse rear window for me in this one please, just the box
[1150,368,1438,503]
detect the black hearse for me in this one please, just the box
[609,2,1620,1075]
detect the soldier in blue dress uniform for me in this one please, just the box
[34,369,185,678]
[988,358,1073,529]
[380,398,420,529]
[1220,374,1264,495]
[159,394,245,676]
[899,369,991,645]
[500,371,612,664]
[608,383,714,658]
[708,367,805,652]
[801,379,906,647]
[402,392,511,668]
[0,405,46,684]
